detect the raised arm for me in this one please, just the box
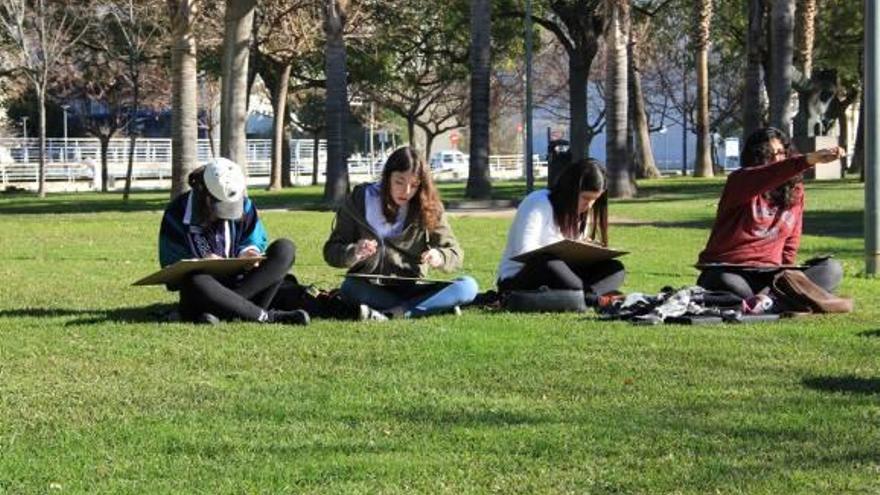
[722,148,844,209]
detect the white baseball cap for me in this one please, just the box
[203,157,246,219]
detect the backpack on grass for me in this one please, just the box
[770,270,853,314]
[270,274,360,319]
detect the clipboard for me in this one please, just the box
[343,273,453,287]
[133,257,265,286]
[511,239,628,265]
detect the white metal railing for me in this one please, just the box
[0,138,328,186]
[0,137,549,189]
[487,154,548,174]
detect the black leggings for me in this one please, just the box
[178,239,296,322]
[697,257,843,299]
[498,255,626,297]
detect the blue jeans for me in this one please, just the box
[340,276,479,318]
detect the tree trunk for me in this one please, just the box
[768,0,795,131]
[124,134,138,200]
[851,92,864,179]
[312,132,320,186]
[37,86,46,198]
[744,0,767,140]
[569,52,588,160]
[100,135,110,192]
[221,0,256,170]
[424,131,436,161]
[605,0,634,198]
[123,79,140,201]
[792,0,816,142]
[323,0,350,205]
[837,101,850,172]
[268,62,291,191]
[406,116,416,146]
[465,0,491,199]
[281,123,292,188]
[629,30,660,179]
[169,0,199,199]
[794,0,815,78]
[693,0,714,177]
[584,132,596,153]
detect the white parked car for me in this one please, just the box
[429,150,469,174]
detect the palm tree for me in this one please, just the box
[168,0,199,198]
[743,0,767,140]
[769,0,795,130]
[465,0,492,199]
[604,0,634,198]
[794,0,816,77]
[693,0,713,177]
[322,0,350,205]
[221,0,257,171]
[792,0,816,140]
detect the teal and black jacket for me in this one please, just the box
[158,190,268,269]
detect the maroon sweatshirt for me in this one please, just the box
[698,155,812,266]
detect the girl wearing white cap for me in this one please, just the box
[158,157,309,325]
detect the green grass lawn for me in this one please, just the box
[1,178,879,494]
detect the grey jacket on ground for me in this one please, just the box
[323,183,463,277]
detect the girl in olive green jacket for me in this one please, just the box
[323,146,478,319]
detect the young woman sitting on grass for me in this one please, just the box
[696,127,846,299]
[496,158,625,306]
[159,158,309,325]
[323,146,478,319]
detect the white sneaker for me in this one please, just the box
[359,304,389,321]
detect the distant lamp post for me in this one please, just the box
[61,104,70,163]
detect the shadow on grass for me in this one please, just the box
[0,190,169,215]
[0,304,175,325]
[0,189,334,215]
[802,210,863,238]
[802,375,880,395]
[618,180,726,203]
[857,329,880,338]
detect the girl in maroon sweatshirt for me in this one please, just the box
[696,127,845,298]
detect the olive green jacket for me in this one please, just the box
[323,183,463,277]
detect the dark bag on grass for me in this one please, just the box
[770,270,853,314]
[503,286,587,313]
[271,274,360,319]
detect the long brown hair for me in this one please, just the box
[380,146,443,232]
[186,166,215,225]
[741,127,802,209]
[548,158,609,245]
